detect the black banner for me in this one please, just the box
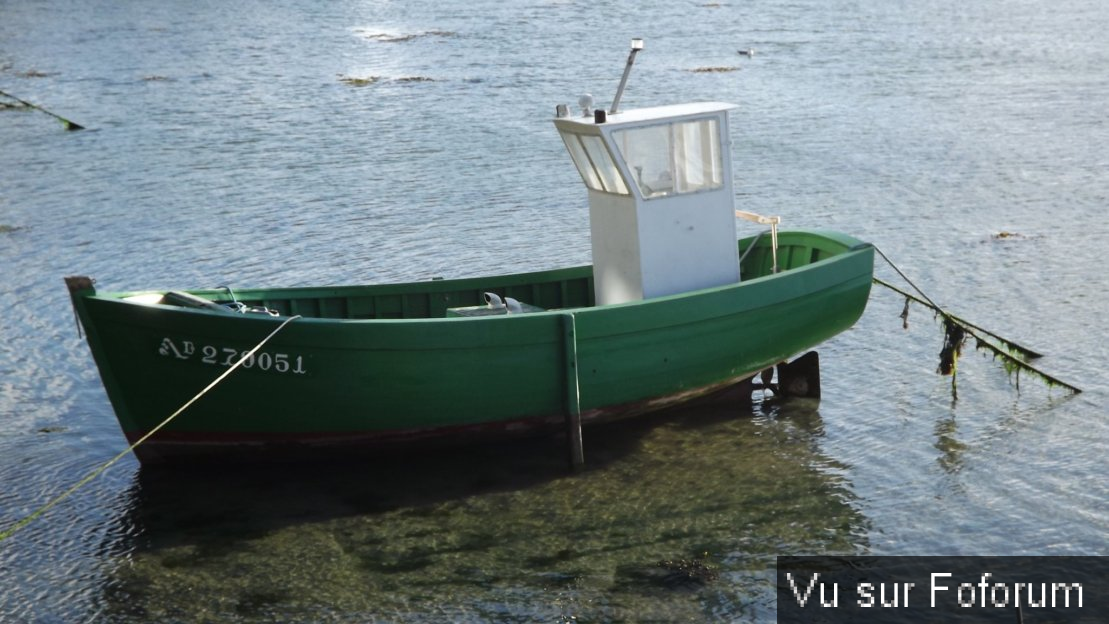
[776,556,1107,623]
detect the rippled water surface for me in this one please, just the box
[2,0,1107,621]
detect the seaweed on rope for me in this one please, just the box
[874,276,1081,399]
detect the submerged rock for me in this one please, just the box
[618,555,720,592]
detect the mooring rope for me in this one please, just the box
[0,314,301,544]
[872,245,972,319]
[0,88,85,131]
[871,245,1081,395]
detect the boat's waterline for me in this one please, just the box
[118,370,764,463]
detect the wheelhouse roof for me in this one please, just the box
[555,101,737,131]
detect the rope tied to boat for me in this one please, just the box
[219,285,279,316]
[0,314,302,544]
[0,88,85,131]
[871,245,1081,399]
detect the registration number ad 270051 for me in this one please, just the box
[158,337,307,375]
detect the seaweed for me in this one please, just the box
[937,317,966,400]
[0,89,83,130]
[17,69,55,78]
[338,75,380,87]
[690,66,740,73]
[338,75,433,86]
[874,277,1080,399]
[617,555,719,593]
[356,30,456,43]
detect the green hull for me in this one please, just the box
[68,230,874,463]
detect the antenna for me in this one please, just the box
[609,38,644,115]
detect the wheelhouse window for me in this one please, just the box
[559,130,629,195]
[613,117,723,199]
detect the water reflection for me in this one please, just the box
[93,396,869,622]
[933,416,968,475]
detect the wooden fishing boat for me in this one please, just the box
[65,42,874,464]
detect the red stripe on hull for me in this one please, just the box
[124,373,760,464]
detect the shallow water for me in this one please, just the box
[2,0,1107,621]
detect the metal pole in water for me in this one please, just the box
[610,38,644,115]
[562,313,585,470]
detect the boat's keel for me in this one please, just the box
[750,351,821,399]
[778,351,821,399]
